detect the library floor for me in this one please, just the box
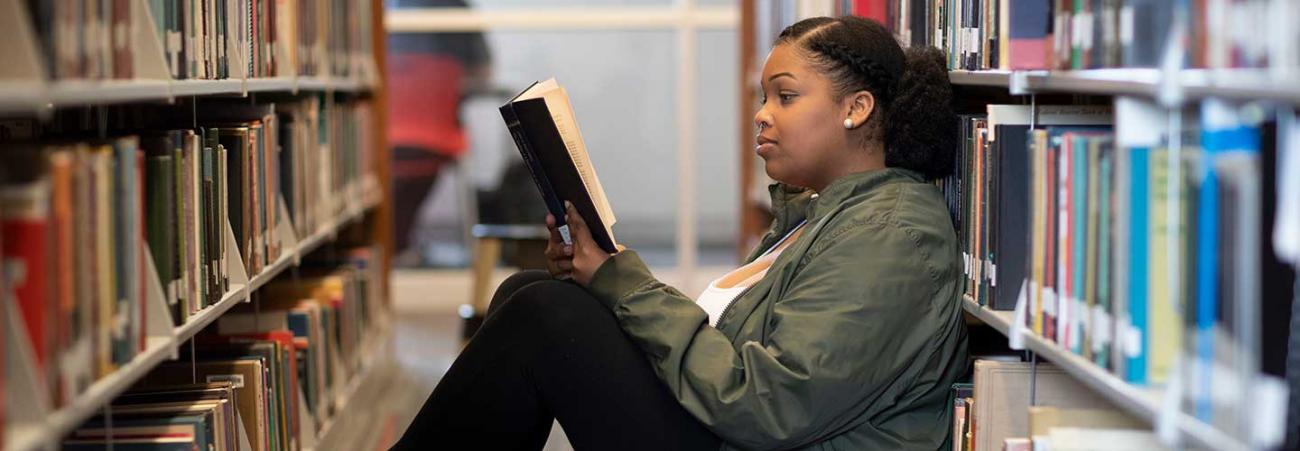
[356,262,730,451]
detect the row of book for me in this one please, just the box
[0,96,375,416]
[939,100,1297,435]
[61,246,384,451]
[24,0,135,81]
[23,0,375,81]
[872,0,1300,71]
[953,359,1163,451]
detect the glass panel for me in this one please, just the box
[695,29,740,266]
[386,29,679,266]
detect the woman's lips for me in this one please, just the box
[756,136,777,156]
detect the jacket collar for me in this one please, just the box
[767,167,926,229]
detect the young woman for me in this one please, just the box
[392,15,968,450]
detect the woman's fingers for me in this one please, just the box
[544,212,577,279]
[555,259,574,272]
[564,202,593,248]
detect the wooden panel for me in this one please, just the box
[371,0,393,307]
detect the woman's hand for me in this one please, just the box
[564,201,619,286]
[544,213,574,279]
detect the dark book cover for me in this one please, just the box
[499,82,618,253]
[142,134,182,325]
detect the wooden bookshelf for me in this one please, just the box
[0,0,394,449]
[4,180,383,451]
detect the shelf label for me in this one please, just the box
[1123,317,1142,358]
[1251,374,1289,448]
[1156,356,1185,447]
[1092,306,1113,353]
[1010,71,1032,95]
[207,373,245,389]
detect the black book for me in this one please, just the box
[985,104,1111,310]
[499,79,618,253]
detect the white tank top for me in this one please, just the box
[696,221,807,327]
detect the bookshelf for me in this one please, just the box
[1,0,393,450]
[962,295,1245,451]
[6,178,381,451]
[948,68,1300,105]
[741,3,1297,451]
[0,0,382,114]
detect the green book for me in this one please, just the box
[143,137,181,325]
[1094,138,1113,369]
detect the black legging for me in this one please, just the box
[391,271,722,450]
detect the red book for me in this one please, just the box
[1,210,5,449]
[852,0,888,24]
[2,178,52,375]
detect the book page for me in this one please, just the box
[535,82,617,242]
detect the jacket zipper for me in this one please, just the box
[715,218,810,332]
[715,283,757,333]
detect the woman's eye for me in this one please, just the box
[779,93,796,103]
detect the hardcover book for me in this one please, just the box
[499,78,618,253]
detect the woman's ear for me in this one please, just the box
[843,90,875,130]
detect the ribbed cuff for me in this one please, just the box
[585,250,655,310]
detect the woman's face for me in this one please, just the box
[754,44,857,191]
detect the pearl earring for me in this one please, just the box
[843,118,854,129]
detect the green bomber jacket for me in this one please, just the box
[587,167,969,450]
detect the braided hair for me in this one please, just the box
[776,16,956,179]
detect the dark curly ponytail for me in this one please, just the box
[777,16,956,179]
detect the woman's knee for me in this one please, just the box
[487,270,553,316]
[496,280,611,332]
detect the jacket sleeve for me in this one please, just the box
[586,221,944,450]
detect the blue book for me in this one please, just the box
[1195,101,1261,420]
[1126,146,1151,385]
[1072,134,1089,355]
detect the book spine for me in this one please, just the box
[1126,146,1150,385]
[1,177,52,378]
[500,105,569,239]
[1072,134,1088,355]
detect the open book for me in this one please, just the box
[498,78,618,253]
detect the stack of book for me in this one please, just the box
[952,359,1157,451]
[3,139,155,407]
[20,0,376,81]
[59,246,384,451]
[939,104,1111,311]
[0,95,375,415]
[863,0,1300,71]
[941,99,1298,436]
[24,0,137,80]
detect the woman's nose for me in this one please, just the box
[754,109,772,131]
